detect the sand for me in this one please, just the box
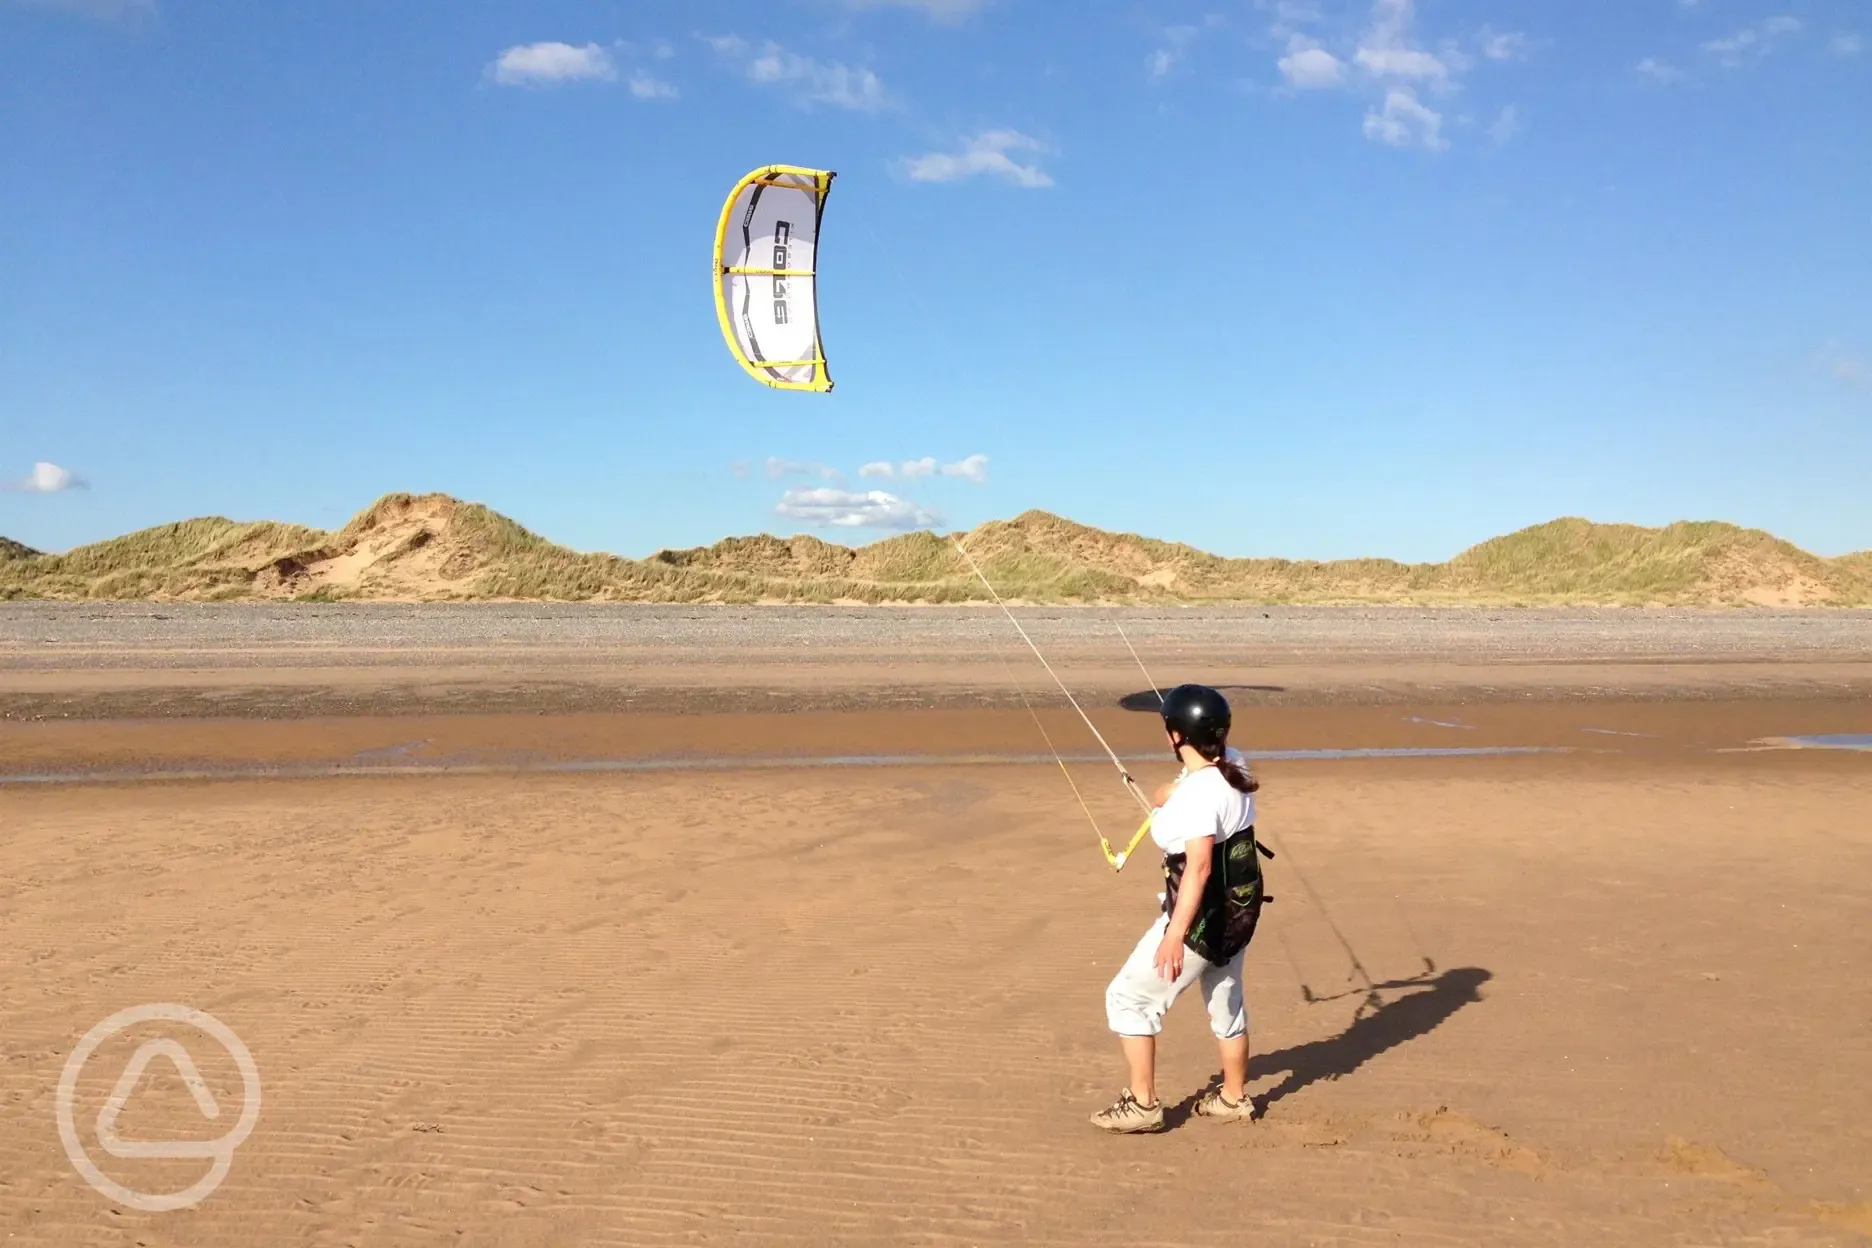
[2,607,1869,1245]
[5,602,1871,721]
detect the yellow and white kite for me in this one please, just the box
[713,165,836,393]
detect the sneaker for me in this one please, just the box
[1090,1090,1165,1134]
[1193,1087,1260,1122]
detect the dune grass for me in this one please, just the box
[49,518,326,577]
[1429,518,1866,604]
[1835,551,1872,577]
[2,493,1867,606]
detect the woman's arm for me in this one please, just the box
[1155,835,1214,979]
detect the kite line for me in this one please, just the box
[949,536,1155,870]
[1114,620,1161,704]
[977,610,1116,859]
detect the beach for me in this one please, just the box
[2,605,1868,1245]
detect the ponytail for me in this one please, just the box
[1195,738,1259,794]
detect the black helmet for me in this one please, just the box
[1161,683,1231,749]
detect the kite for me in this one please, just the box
[713,165,836,393]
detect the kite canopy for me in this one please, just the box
[713,165,836,393]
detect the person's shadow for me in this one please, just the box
[1171,966,1493,1124]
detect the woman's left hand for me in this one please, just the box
[1154,931,1185,981]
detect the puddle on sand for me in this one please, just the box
[1237,746,1551,761]
[350,739,431,761]
[1404,716,1475,730]
[0,745,1570,787]
[1748,734,1872,752]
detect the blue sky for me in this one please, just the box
[2,0,1867,562]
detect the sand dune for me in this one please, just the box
[4,492,1869,606]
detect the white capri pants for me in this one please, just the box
[1105,912,1248,1039]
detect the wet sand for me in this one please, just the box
[6,602,1871,720]
[2,608,1869,1245]
[2,698,1870,785]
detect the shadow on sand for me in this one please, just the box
[1169,966,1493,1126]
[1119,685,1287,712]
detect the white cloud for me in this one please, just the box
[1485,104,1520,145]
[750,46,887,110]
[628,71,678,100]
[1831,32,1864,57]
[1149,25,1201,79]
[1279,39,1346,88]
[731,459,751,479]
[1270,0,1523,149]
[3,462,87,494]
[899,130,1053,188]
[710,37,890,110]
[1355,45,1448,81]
[1703,17,1804,68]
[1268,0,1521,95]
[884,454,988,482]
[489,41,618,86]
[652,39,676,60]
[1354,0,1450,83]
[1478,28,1530,62]
[838,0,990,22]
[1636,57,1687,84]
[766,457,843,483]
[1703,29,1761,65]
[1363,86,1446,150]
[1259,0,1325,50]
[775,488,940,530]
[939,453,989,483]
[1261,1,1324,26]
[1149,18,1224,80]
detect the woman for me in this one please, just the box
[1091,683,1267,1133]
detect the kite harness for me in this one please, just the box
[1164,828,1276,963]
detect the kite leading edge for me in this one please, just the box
[713,165,836,393]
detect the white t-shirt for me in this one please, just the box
[1149,749,1255,856]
